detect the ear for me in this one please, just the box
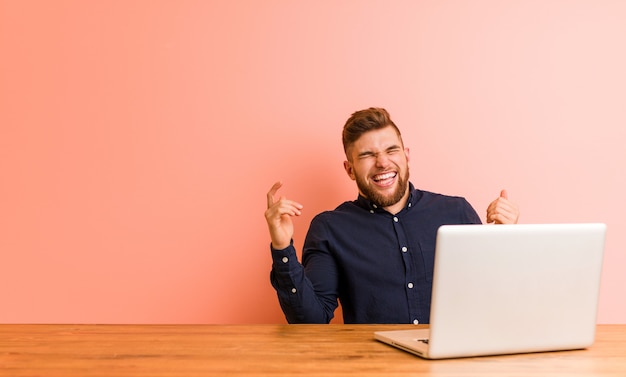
[343,160,356,180]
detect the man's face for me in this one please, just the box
[343,126,410,209]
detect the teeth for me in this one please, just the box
[374,172,396,181]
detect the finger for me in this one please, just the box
[494,199,515,215]
[278,200,303,216]
[266,181,283,208]
[487,209,507,224]
[487,193,513,214]
[268,199,304,218]
[489,202,519,224]
[493,206,515,223]
[486,197,503,216]
[490,199,515,217]
[500,189,508,200]
[494,212,515,224]
[486,200,511,223]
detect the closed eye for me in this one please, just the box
[357,146,402,160]
[357,151,376,160]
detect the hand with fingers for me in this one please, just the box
[265,181,304,250]
[486,189,520,224]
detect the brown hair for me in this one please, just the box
[342,107,402,157]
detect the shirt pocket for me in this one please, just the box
[418,240,436,282]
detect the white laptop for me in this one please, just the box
[374,223,607,359]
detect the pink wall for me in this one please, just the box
[1,0,624,324]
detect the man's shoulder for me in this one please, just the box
[412,188,477,215]
[413,188,468,203]
[322,200,361,216]
[309,200,362,222]
[412,187,480,223]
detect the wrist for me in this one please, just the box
[271,240,293,251]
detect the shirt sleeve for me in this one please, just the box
[269,238,338,324]
[460,198,482,224]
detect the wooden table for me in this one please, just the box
[1,324,625,376]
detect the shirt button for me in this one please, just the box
[408,203,412,208]
[401,246,408,253]
[413,319,419,325]
[373,204,378,209]
[407,282,414,289]
[291,288,297,294]
[393,217,399,222]
[370,210,374,214]
[282,257,289,263]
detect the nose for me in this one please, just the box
[375,152,391,167]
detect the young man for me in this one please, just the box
[265,107,519,324]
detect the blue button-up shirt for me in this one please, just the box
[270,183,481,324]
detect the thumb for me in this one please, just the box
[500,189,508,200]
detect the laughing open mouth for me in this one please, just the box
[372,172,397,186]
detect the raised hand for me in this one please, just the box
[486,189,520,224]
[264,181,304,249]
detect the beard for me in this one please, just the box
[355,167,409,208]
